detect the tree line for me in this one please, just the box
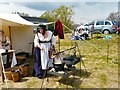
[40,5,119,33]
[15,5,119,32]
[40,6,74,33]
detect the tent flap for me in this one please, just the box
[0,14,34,26]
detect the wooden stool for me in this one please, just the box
[16,56,26,65]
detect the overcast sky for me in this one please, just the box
[0,0,119,24]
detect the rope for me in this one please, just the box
[61,23,107,56]
[83,39,107,56]
[62,23,73,32]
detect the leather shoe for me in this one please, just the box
[37,75,43,79]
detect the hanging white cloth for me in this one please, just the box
[34,31,56,70]
[0,49,17,67]
[11,52,17,67]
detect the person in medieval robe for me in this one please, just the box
[33,25,56,79]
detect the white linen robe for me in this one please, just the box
[34,31,56,70]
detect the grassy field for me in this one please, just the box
[0,33,119,89]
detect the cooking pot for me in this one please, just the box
[54,63,65,72]
[63,56,81,68]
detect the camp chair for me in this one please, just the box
[1,51,13,82]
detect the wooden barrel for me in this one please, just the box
[19,63,29,77]
[16,56,26,65]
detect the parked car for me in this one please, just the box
[91,20,118,34]
[117,27,120,34]
[115,21,120,34]
[77,20,117,34]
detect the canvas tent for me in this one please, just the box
[0,14,37,54]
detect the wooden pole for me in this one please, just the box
[107,39,109,64]
[58,37,60,52]
[8,26,12,49]
[0,55,8,88]
[54,19,60,52]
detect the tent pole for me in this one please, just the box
[9,26,12,49]
[0,55,8,88]
[53,19,60,52]
[58,37,60,52]
[107,39,109,64]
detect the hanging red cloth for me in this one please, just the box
[54,19,64,39]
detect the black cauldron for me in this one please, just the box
[54,63,65,72]
[63,56,81,68]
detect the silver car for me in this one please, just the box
[89,20,117,34]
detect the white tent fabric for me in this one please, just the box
[0,14,55,53]
[33,22,54,26]
[0,14,34,53]
[0,14,34,26]
[39,22,54,25]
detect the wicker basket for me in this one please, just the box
[19,63,29,77]
[11,70,20,82]
[5,70,12,80]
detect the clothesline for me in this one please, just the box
[38,20,73,32]
[50,22,73,32]
[42,21,107,56]
[62,23,73,32]
[56,21,108,58]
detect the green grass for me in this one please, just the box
[0,33,118,88]
[54,33,118,88]
[98,74,107,88]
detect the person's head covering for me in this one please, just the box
[37,25,46,30]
